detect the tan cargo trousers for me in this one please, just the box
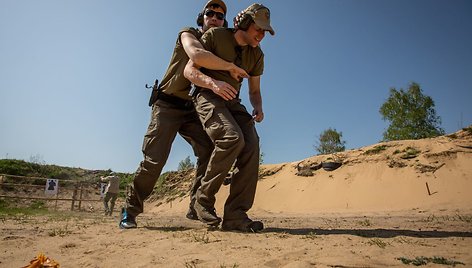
[125,99,214,217]
[193,90,260,223]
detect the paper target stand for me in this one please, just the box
[0,173,110,211]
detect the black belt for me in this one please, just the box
[158,92,193,110]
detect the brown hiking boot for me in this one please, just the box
[194,201,221,226]
[222,218,264,233]
[186,206,199,221]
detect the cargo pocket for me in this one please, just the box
[195,93,226,141]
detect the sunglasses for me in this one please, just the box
[204,9,225,20]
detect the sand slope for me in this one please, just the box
[154,127,472,216]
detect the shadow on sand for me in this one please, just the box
[142,224,472,238]
[263,227,472,238]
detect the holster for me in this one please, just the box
[148,79,160,107]
[148,79,193,110]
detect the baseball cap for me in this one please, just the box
[204,0,227,14]
[245,3,275,35]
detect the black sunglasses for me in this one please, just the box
[204,9,225,20]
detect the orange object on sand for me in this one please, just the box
[22,253,60,268]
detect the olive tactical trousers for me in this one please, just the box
[193,91,260,223]
[125,99,213,217]
[103,192,118,215]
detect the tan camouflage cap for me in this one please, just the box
[244,3,275,35]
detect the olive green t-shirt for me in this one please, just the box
[199,27,264,92]
[160,27,203,100]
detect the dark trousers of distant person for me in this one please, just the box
[193,90,260,226]
[125,99,213,217]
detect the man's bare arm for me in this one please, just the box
[181,32,249,81]
[248,76,264,122]
[184,59,238,101]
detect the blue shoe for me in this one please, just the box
[119,208,137,229]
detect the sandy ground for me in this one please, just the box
[1,209,471,267]
[2,128,472,267]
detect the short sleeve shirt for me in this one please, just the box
[160,27,203,100]
[199,27,264,92]
[104,175,120,194]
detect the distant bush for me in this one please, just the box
[314,128,346,155]
[0,159,40,176]
[0,159,132,189]
[178,156,195,171]
[464,126,472,135]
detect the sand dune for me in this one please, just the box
[154,127,472,215]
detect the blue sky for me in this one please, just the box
[1,0,471,173]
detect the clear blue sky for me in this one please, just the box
[1,0,471,173]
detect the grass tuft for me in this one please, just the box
[364,145,388,155]
[357,219,372,227]
[400,147,421,159]
[368,238,388,249]
[396,256,465,266]
[190,231,218,244]
[302,231,318,240]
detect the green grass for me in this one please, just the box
[396,256,465,266]
[363,145,388,155]
[0,199,49,216]
[400,147,421,159]
[0,199,97,223]
[302,231,318,240]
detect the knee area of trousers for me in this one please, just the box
[140,160,163,174]
[225,134,245,152]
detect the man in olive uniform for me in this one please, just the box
[120,0,248,229]
[184,3,275,232]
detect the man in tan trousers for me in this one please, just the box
[101,172,120,216]
[184,3,275,232]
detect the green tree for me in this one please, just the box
[379,82,444,141]
[315,128,346,155]
[177,156,194,171]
